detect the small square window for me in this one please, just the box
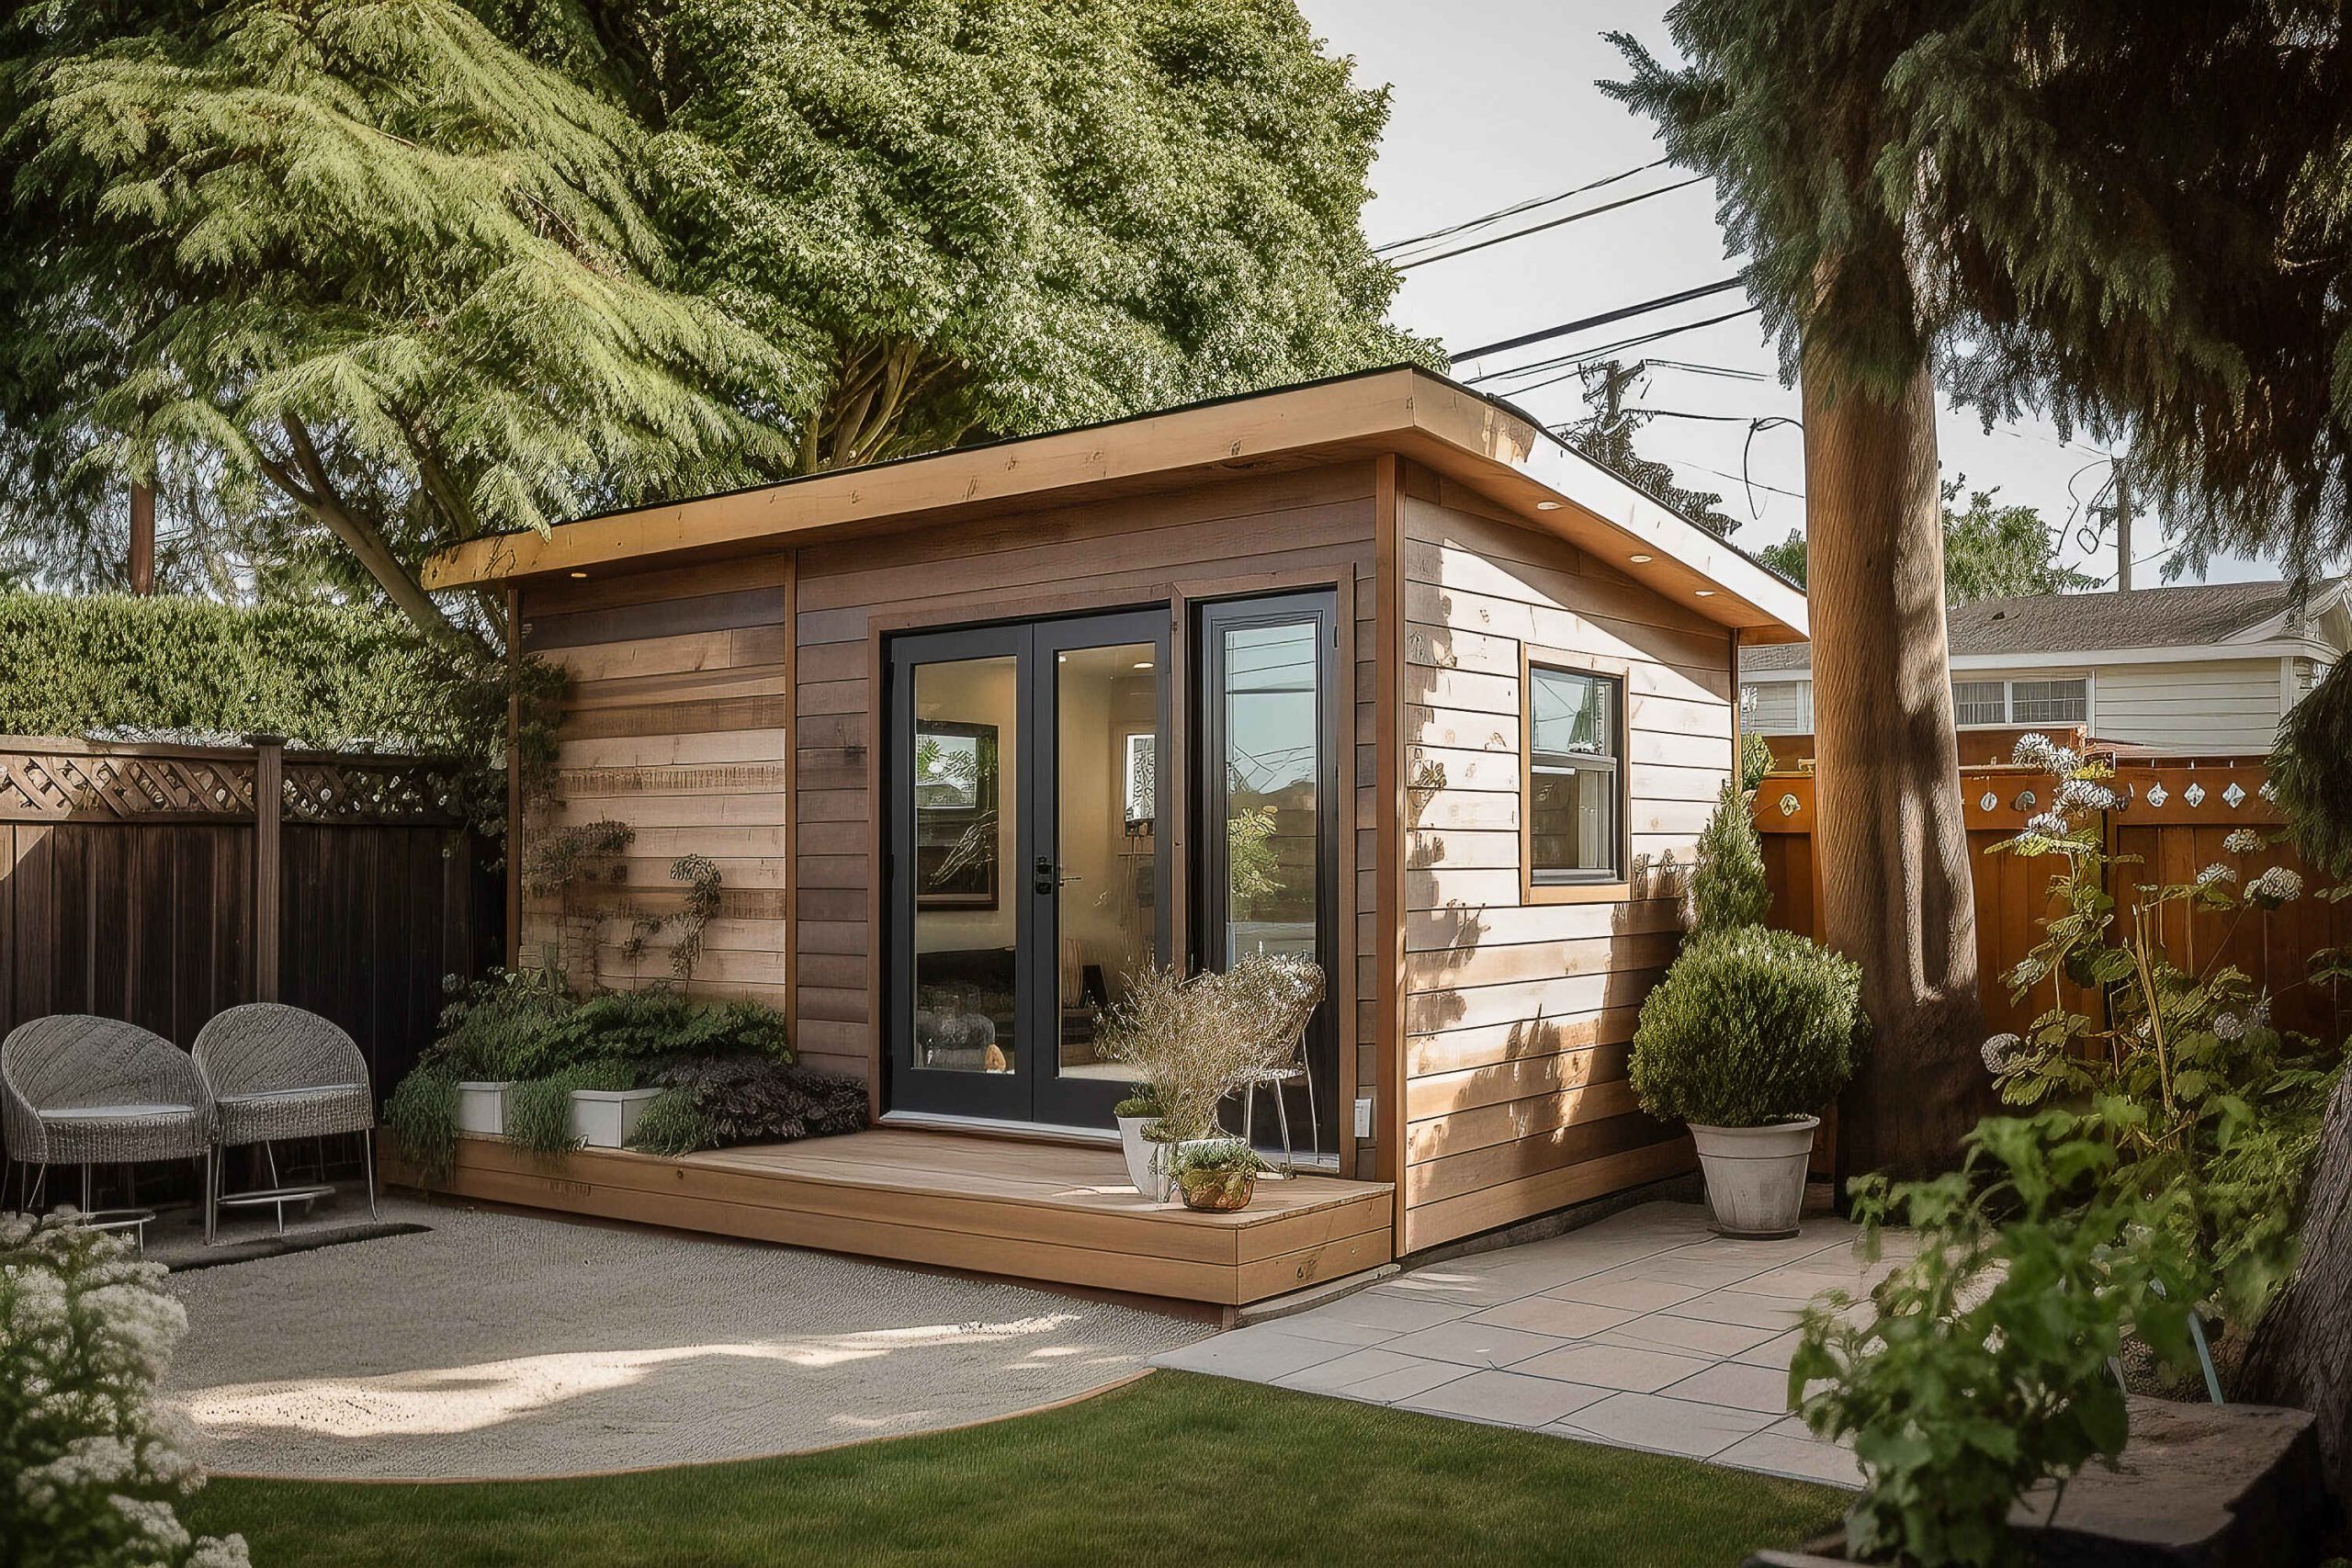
[1529,666,1623,884]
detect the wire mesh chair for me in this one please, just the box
[193,1003,377,1245]
[0,1015,211,1242]
[1229,957,1327,1176]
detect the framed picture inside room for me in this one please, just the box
[913,719,1000,909]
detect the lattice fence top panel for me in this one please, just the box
[0,739,469,825]
[280,757,469,824]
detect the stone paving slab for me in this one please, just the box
[1152,1199,1872,1490]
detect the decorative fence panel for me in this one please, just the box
[1755,760,2350,1044]
[0,737,501,1111]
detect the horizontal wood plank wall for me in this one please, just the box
[521,557,795,1015]
[794,462,1380,1088]
[1397,469,1726,1252]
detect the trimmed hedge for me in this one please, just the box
[1629,924,1862,1128]
[0,592,501,754]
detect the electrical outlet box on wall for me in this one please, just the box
[1353,1096,1373,1140]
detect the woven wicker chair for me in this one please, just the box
[192,1003,377,1244]
[0,1015,211,1226]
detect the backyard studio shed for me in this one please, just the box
[424,366,1808,1301]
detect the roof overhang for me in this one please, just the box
[423,367,1807,644]
[1742,636,2340,680]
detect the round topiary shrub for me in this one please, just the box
[1629,924,1862,1128]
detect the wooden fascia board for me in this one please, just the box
[421,367,1810,644]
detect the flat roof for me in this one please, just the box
[424,365,1808,644]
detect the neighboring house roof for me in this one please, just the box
[423,366,1809,645]
[1743,577,2348,674]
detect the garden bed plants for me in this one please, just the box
[384,970,864,1180]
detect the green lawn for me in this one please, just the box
[190,1371,1844,1568]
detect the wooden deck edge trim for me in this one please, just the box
[429,1136,1395,1263]
[403,1155,1390,1305]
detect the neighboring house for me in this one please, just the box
[424,366,1807,1298]
[1742,578,2349,760]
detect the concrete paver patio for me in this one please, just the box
[1154,1200,1904,1488]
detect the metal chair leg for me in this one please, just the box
[1272,1076,1295,1176]
[29,1162,47,1213]
[264,1142,285,1236]
[363,1129,379,1220]
[1301,1048,1320,1166]
[81,1163,93,1215]
[204,1147,219,1246]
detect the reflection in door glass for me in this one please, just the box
[1054,643,1161,1081]
[911,656,1016,1075]
[1221,621,1318,966]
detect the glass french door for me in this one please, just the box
[886,611,1170,1127]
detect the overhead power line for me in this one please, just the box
[1392,175,1709,272]
[1448,277,1747,365]
[1466,306,1764,396]
[1374,158,1670,256]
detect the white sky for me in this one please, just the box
[1295,0,2278,586]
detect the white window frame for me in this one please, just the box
[1948,672,2093,728]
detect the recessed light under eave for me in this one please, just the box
[1628,553,1653,564]
[1535,500,1563,511]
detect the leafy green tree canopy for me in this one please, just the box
[2,0,1433,637]
[1758,478,2092,604]
[1,0,793,643]
[1608,3,2352,587]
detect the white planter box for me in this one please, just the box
[570,1087,664,1149]
[455,1081,511,1137]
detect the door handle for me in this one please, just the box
[1034,858,1080,894]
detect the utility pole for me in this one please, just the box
[2112,459,2132,592]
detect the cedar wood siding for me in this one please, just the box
[1397,466,1724,1253]
[516,555,796,1011]
[791,461,1382,1121]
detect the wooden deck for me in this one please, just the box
[406,1129,1396,1308]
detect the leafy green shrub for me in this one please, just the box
[503,1063,637,1156]
[1,1214,250,1568]
[627,1057,866,1155]
[1687,775,1769,934]
[1793,1107,2200,1568]
[1629,925,1860,1127]
[0,592,494,755]
[390,973,799,1175]
[383,1063,462,1183]
[1985,735,2345,1327]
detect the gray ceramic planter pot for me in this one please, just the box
[1690,1115,1819,1238]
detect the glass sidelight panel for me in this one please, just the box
[910,653,1021,1080]
[1196,592,1340,1161]
[1049,640,1162,1087]
[1216,621,1322,966]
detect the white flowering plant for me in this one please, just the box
[1,1213,248,1568]
[1984,738,2342,1323]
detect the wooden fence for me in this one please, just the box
[0,736,502,1111]
[1756,759,2350,1043]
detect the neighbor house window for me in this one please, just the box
[1952,680,2007,728]
[1529,665,1623,884]
[1949,676,2088,726]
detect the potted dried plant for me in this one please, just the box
[1094,954,1315,1208]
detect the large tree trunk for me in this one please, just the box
[1804,349,1992,1184]
[2238,1068,2352,1499]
